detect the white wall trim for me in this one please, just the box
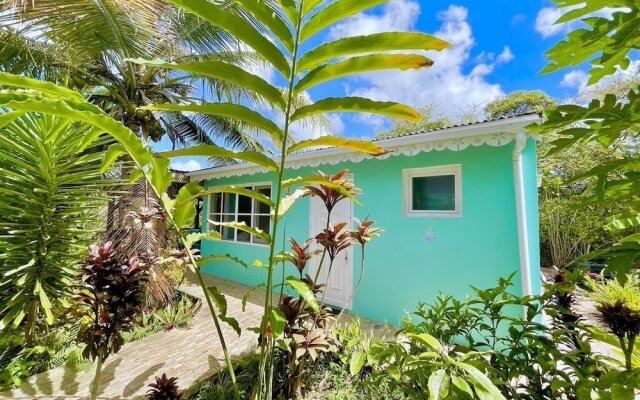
[402,164,462,218]
[187,114,541,181]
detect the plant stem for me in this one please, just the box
[24,300,38,346]
[256,3,305,398]
[181,236,240,400]
[90,356,104,400]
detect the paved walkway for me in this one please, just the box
[2,276,265,399]
[2,275,389,399]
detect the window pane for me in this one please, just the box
[209,214,221,234]
[222,214,235,241]
[253,215,270,244]
[412,175,456,211]
[237,215,252,242]
[238,188,252,214]
[210,193,222,216]
[222,193,236,214]
[256,186,271,214]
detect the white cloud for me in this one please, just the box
[171,158,203,172]
[560,70,589,90]
[535,6,623,38]
[535,7,567,38]
[329,0,420,39]
[333,3,507,128]
[497,46,515,64]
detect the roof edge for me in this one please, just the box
[187,113,541,180]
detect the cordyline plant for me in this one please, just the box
[0,0,449,398]
[146,373,184,400]
[77,242,148,400]
[269,174,381,398]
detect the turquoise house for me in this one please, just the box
[187,113,541,324]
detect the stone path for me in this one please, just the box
[2,275,389,399]
[1,276,265,399]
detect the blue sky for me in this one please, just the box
[168,0,630,171]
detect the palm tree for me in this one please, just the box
[0,0,264,149]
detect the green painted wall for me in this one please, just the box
[200,139,540,324]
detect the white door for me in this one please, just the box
[309,191,353,310]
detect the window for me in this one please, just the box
[402,165,462,217]
[208,184,272,244]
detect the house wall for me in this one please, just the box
[199,139,539,324]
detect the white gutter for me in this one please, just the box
[513,130,532,297]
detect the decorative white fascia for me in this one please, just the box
[187,114,541,181]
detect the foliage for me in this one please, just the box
[541,0,640,85]
[0,113,114,342]
[0,0,259,150]
[484,90,556,119]
[77,242,148,400]
[123,292,201,342]
[0,321,89,391]
[376,105,453,139]
[587,275,640,371]
[147,373,185,400]
[532,0,640,278]
[188,355,261,400]
[0,0,450,397]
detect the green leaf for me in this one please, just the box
[300,0,387,43]
[209,220,271,244]
[275,188,306,217]
[287,135,387,156]
[163,0,291,77]
[295,54,433,93]
[451,375,473,397]
[428,369,450,400]
[141,102,283,141]
[298,32,450,72]
[291,97,421,123]
[149,157,173,196]
[236,0,294,52]
[220,315,241,336]
[274,0,298,26]
[100,144,126,173]
[286,276,319,312]
[158,144,279,172]
[407,333,443,352]
[184,231,221,249]
[349,351,366,376]
[457,361,506,400]
[198,254,248,269]
[127,58,285,110]
[179,186,274,210]
[282,175,361,205]
[269,309,286,338]
[0,72,85,102]
[208,285,228,316]
[37,289,54,324]
[172,182,204,228]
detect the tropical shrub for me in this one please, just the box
[77,241,149,400]
[0,112,115,343]
[0,0,451,396]
[147,373,185,400]
[531,0,640,278]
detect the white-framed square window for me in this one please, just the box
[208,183,272,245]
[402,165,462,217]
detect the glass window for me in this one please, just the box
[403,165,461,216]
[412,175,456,211]
[208,184,272,244]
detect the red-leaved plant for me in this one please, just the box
[78,242,148,400]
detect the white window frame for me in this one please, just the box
[207,182,272,246]
[402,164,462,217]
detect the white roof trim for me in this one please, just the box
[187,114,541,180]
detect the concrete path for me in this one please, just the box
[1,276,265,399]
